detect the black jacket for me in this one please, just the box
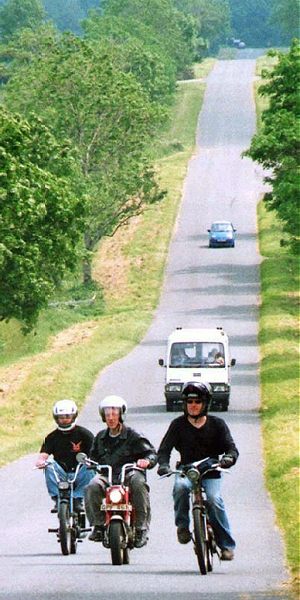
[90,425,157,482]
[158,415,239,479]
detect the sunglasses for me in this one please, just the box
[186,398,203,404]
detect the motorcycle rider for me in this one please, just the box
[85,395,157,548]
[35,399,94,512]
[157,381,238,560]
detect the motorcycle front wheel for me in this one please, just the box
[206,525,214,572]
[193,507,208,575]
[109,521,125,565]
[59,502,72,555]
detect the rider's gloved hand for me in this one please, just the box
[157,464,171,476]
[220,455,234,469]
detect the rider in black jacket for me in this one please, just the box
[85,395,157,548]
[157,381,238,560]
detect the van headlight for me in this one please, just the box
[212,384,229,392]
[166,384,183,392]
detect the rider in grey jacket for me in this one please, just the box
[85,395,157,548]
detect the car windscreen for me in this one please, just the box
[211,223,232,232]
[169,342,225,367]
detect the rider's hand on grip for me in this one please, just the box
[35,460,46,469]
[157,464,171,476]
[220,455,234,469]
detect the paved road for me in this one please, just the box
[0,59,294,600]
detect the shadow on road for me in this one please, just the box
[176,304,258,320]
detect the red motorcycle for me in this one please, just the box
[76,452,144,565]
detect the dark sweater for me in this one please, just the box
[158,415,239,478]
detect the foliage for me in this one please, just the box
[228,0,292,47]
[0,67,209,464]
[0,0,45,41]
[82,14,177,104]
[2,31,165,283]
[245,39,300,252]
[0,108,85,330]
[270,0,300,39]
[42,0,102,34]
[102,0,196,77]
[174,0,231,54]
[42,0,85,34]
[258,201,299,588]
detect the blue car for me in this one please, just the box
[207,221,236,248]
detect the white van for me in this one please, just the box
[158,327,236,412]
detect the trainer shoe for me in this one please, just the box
[220,548,234,560]
[50,497,58,513]
[177,527,192,544]
[134,529,148,548]
[74,498,85,513]
[88,526,104,542]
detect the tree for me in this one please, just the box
[245,40,300,251]
[270,0,300,39]
[3,32,164,283]
[0,108,85,330]
[0,0,45,41]
[102,0,196,77]
[174,0,231,54]
[228,0,292,47]
[82,14,177,104]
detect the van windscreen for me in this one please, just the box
[169,342,225,367]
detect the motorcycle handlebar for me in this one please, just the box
[75,453,145,485]
[160,458,227,480]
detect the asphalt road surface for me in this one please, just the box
[0,59,294,600]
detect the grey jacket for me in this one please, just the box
[90,425,157,482]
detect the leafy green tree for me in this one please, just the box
[270,0,300,39]
[0,0,45,41]
[174,0,231,54]
[228,0,291,47]
[3,33,164,283]
[43,0,85,34]
[102,0,196,77]
[245,40,300,251]
[0,108,84,330]
[82,14,176,104]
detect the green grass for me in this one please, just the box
[254,53,300,591]
[0,59,213,466]
[258,204,299,588]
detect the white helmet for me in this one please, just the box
[53,399,78,431]
[99,395,127,422]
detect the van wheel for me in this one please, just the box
[166,399,174,412]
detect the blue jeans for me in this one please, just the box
[44,461,93,499]
[173,474,235,550]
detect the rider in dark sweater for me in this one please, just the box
[157,381,238,560]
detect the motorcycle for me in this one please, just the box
[35,458,91,555]
[161,457,226,574]
[76,452,144,565]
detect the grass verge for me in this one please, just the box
[0,60,213,465]
[255,54,299,592]
[258,203,299,592]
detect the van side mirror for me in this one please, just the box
[158,358,164,366]
[231,358,236,366]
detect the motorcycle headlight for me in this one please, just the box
[58,481,70,490]
[109,489,123,503]
[186,468,199,483]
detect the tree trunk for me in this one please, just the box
[82,257,92,285]
[82,232,93,285]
